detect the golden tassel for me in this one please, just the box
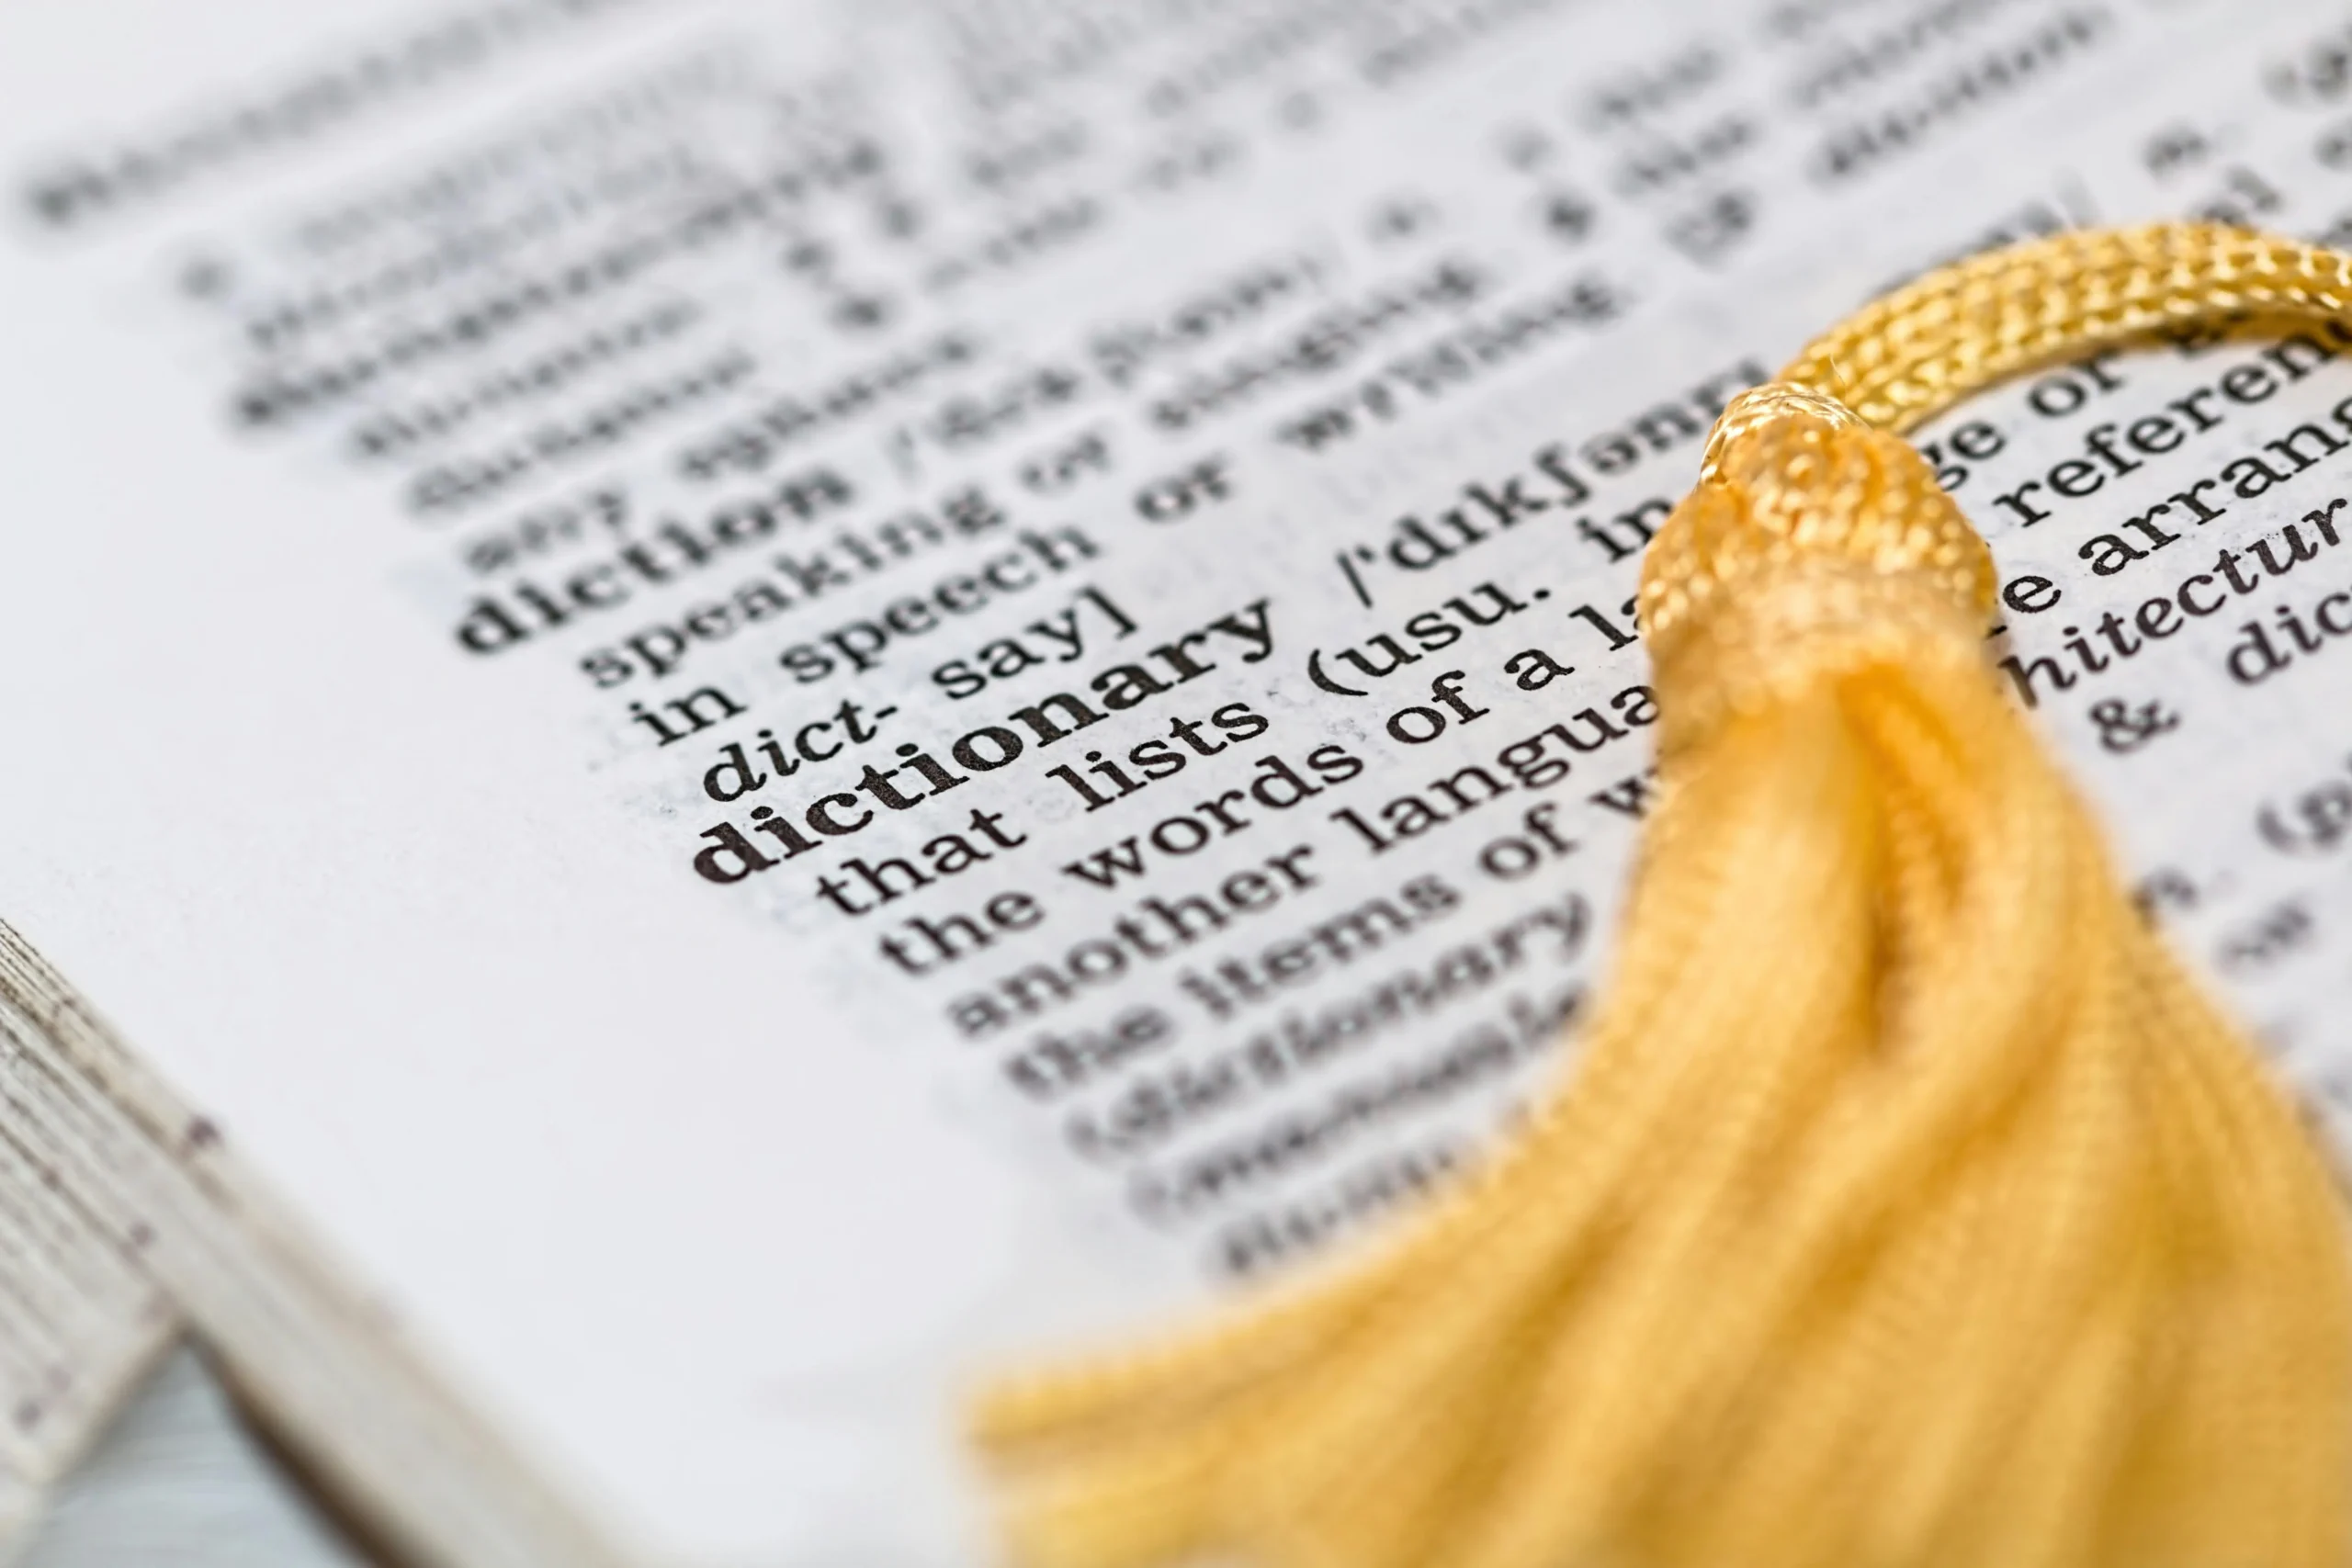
[970,223,2352,1568]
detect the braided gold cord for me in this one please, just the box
[972,223,2352,1568]
[1781,221,2352,430]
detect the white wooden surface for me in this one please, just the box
[18,1347,366,1568]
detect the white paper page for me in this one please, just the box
[6,0,2352,1562]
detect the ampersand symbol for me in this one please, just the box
[2088,697,2181,754]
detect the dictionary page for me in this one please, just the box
[10,1,2352,1564]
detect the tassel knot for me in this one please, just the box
[1642,385,1998,750]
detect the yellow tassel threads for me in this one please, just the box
[971,223,2352,1568]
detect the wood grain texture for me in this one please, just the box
[19,1347,368,1568]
